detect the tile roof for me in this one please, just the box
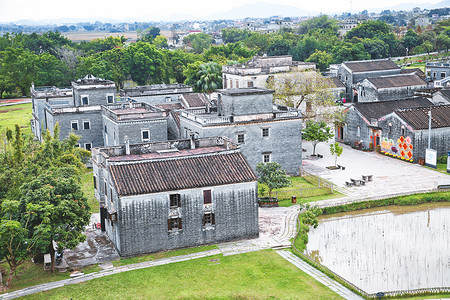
[344,59,400,73]
[326,77,345,88]
[395,104,450,130]
[438,89,450,100]
[353,97,433,120]
[181,93,209,108]
[366,74,427,89]
[110,152,257,196]
[171,110,181,130]
[154,102,184,110]
[401,68,425,76]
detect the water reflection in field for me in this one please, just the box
[305,203,450,293]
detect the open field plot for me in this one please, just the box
[24,250,342,300]
[0,103,32,133]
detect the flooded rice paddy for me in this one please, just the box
[305,202,450,293]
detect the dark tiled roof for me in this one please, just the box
[182,93,209,108]
[171,111,181,129]
[326,77,345,88]
[401,68,425,76]
[367,74,427,89]
[344,59,400,73]
[353,97,433,120]
[439,89,450,100]
[110,152,257,196]
[395,104,450,130]
[155,103,184,110]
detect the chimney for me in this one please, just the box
[124,135,130,155]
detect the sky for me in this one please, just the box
[0,0,443,23]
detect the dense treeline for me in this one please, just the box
[0,16,449,98]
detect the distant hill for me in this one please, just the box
[205,2,317,20]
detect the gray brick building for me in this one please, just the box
[337,59,401,102]
[356,74,427,102]
[340,97,435,159]
[180,88,303,175]
[92,137,258,256]
[102,102,168,146]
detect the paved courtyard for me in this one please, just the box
[302,140,449,205]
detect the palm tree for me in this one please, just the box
[194,62,222,97]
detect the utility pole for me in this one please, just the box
[428,109,432,149]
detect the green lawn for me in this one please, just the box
[24,250,342,300]
[0,103,32,134]
[81,168,98,213]
[424,163,449,175]
[259,176,344,207]
[112,244,218,267]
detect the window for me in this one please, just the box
[165,96,171,102]
[81,96,89,105]
[203,212,215,226]
[401,125,405,137]
[247,81,254,88]
[229,79,233,88]
[263,153,271,163]
[388,123,392,134]
[168,217,182,231]
[83,121,90,130]
[262,128,269,137]
[170,194,181,208]
[441,72,446,79]
[104,180,108,196]
[85,143,92,151]
[142,130,150,142]
[71,121,78,131]
[107,95,114,104]
[104,125,107,133]
[433,72,437,79]
[203,190,212,204]
[357,126,361,137]
[235,80,239,88]
[93,176,97,190]
[237,134,245,144]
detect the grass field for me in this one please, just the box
[0,103,32,134]
[259,176,344,207]
[23,250,342,300]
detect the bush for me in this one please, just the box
[437,155,447,164]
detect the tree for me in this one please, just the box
[123,42,165,85]
[183,33,213,54]
[265,70,335,117]
[402,29,421,53]
[0,125,91,286]
[20,168,91,273]
[153,35,168,49]
[302,121,333,156]
[306,50,333,71]
[0,199,51,287]
[255,162,291,198]
[185,61,222,96]
[329,142,343,167]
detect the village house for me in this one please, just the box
[222,55,315,90]
[337,59,401,102]
[101,102,169,146]
[92,137,259,257]
[34,75,117,150]
[426,61,450,83]
[380,104,450,160]
[180,88,303,175]
[356,74,428,102]
[339,97,433,152]
[119,83,193,105]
